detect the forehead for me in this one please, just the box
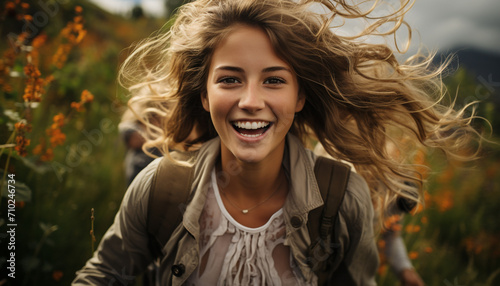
[209,25,291,71]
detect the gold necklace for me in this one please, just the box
[219,175,285,214]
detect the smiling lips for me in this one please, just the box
[232,121,271,138]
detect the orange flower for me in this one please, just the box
[423,191,432,206]
[32,143,43,155]
[46,114,66,147]
[2,83,13,92]
[437,167,455,184]
[15,201,25,208]
[16,32,29,46]
[3,49,16,67]
[421,216,428,224]
[383,214,401,231]
[52,270,63,282]
[464,237,483,254]
[44,75,54,85]
[80,89,94,103]
[5,2,16,11]
[52,44,72,69]
[21,2,29,9]
[1,49,17,92]
[435,190,454,212]
[14,122,32,132]
[24,63,41,78]
[378,239,386,249]
[405,224,421,234]
[23,77,45,102]
[392,224,402,232]
[75,6,83,13]
[40,148,54,161]
[74,18,84,26]
[52,113,65,127]
[462,232,500,255]
[48,128,66,146]
[71,102,84,112]
[71,90,94,112]
[33,138,49,159]
[15,136,30,157]
[52,9,87,68]
[413,203,424,214]
[75,29,87,44]
[377,264,388,276]
[413,149,427,165]
[31,34,47,48]
[22,63,51,102]
[14,121,32,157]
[408,251,419,260]
[424,247,433,253]
[34,113,68,161]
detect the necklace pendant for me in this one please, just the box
[242,209,249,214]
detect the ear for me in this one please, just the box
[295,91,306,112]
[201,91,210,112]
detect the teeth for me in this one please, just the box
[240,133,262,138]
[233,121,270,130]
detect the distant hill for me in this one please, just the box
[439,48,500,83]
[436,48,500,134]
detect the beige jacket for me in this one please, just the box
[73,135,378,285]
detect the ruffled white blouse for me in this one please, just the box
[186,169,316,286]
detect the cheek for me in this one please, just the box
[275,94,301,114]
[206,94,232,119]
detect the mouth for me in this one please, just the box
[231,121,272,138]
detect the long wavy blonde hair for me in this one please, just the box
[119,0,483,216]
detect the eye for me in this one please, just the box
[264,77,285,85]
[217,77,240,85]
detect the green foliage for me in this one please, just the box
[0,1,165,285]
[377,67,500,286]
[444,67,500,136]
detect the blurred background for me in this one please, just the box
[0,0,498,285]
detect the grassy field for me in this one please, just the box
[377,142,500,286]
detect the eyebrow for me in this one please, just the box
[214,66,292,73]
[215,66,244,73]
[262,66,292,73]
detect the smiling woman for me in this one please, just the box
[203,25,304,167]
[73,0,484,285]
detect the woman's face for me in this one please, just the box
[202,25,305,164]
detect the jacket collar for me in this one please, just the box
[282,135,323,227]
[182,136,221,238]
[182,134,324,239]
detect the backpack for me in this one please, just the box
[146,150,350,284]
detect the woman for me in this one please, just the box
[73,0,481,285]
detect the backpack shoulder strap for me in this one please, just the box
[147,150,197,258]
[307,155,351,278]
[310,155,351,240]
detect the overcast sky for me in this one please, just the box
[406,0,500,54]
[89,0,500,55]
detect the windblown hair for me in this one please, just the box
[119,0,483,217]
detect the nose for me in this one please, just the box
[238,84,265,113]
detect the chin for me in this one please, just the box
[232,149,265,164]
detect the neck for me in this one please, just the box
[218,146,286,200]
